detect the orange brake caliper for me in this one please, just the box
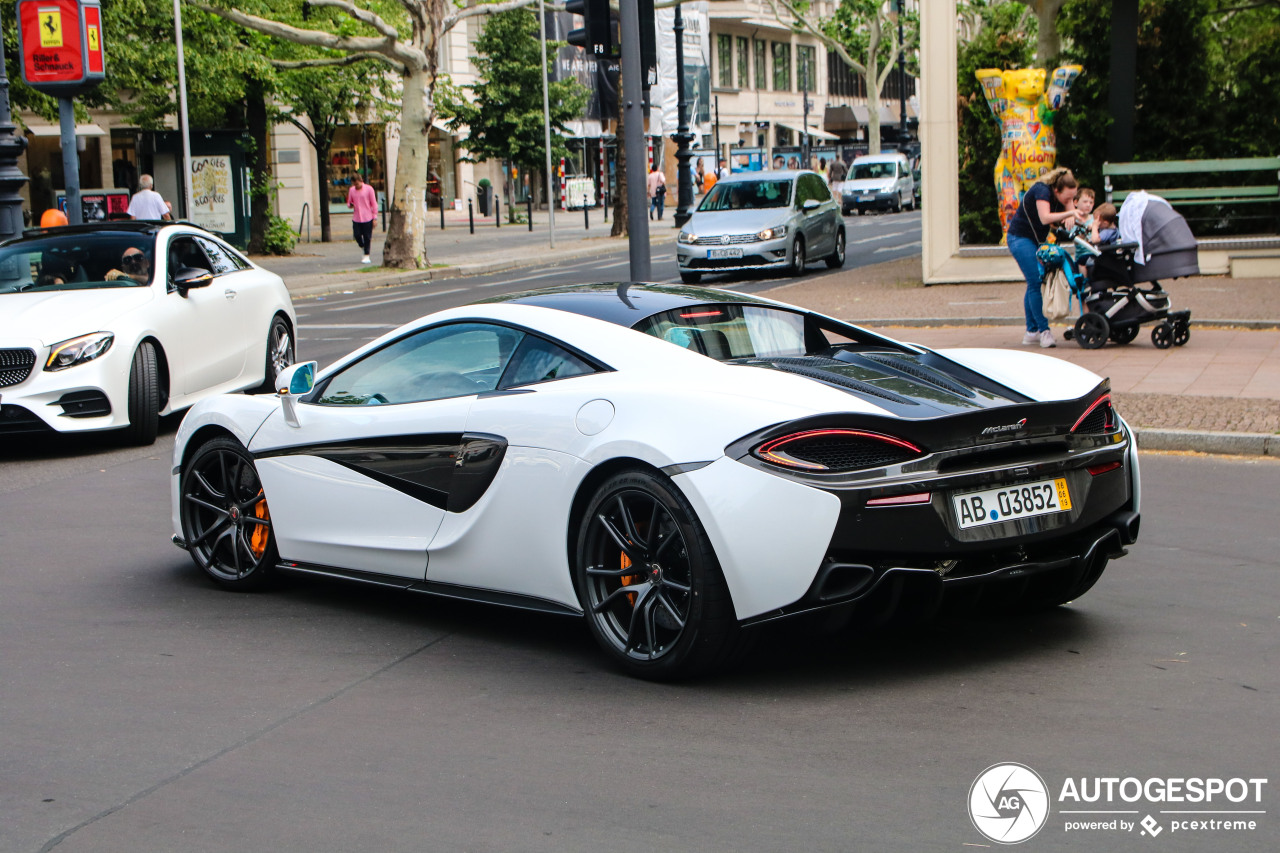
[248,491,271,559]
[619,552,636,605]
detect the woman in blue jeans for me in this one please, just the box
[1006,167,1083,348]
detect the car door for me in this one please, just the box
[249,322,525,579]
[196,236,263,387]
[797,174,834,255]
[808,175,840,250]
[167,234,247,394]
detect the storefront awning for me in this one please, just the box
[775,122,840,141]
[23,123,108,137]
[823,105,859,134]
[852,104,917,126]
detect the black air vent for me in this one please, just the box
[751,359,918,405]
[755,430,923,472]
[858,353,977,398]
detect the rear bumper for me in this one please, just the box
[842,190,898,211]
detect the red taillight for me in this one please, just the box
[1071,394,1115,433]
[866,492,932,507]
[754,429,923,472]
[1087,461,1121,476]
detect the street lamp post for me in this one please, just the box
[0,27,29,241]
[897,0,908,141]
[671,3,695,227]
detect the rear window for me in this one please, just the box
[633,304,808,360]
[0,232,157,293]
[697,180,793,212]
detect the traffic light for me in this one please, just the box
[566,0,611,58]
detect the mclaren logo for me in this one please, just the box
[981,418,1028,436]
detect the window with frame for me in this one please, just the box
[195,237,240,275]
[737,37,750,89]
[753,39,767,89]
[716,34,732,88]
[797,45,817,93]
[502,335,596,387]
[316,322,524,406]
[772,42,791,91]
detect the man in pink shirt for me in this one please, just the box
[346,173,378,264]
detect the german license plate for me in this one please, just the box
[708,248,743,259]
[858,194,875,202]
[952,478,1072,529]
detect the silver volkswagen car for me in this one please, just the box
[676,170,845,283]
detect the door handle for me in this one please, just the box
[224,288,237,300]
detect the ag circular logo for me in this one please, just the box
[969,762,1051,844]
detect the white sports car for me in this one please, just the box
[0,222,296,444]
[171,284,1141,679]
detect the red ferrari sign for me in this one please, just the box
[17,0,105,95]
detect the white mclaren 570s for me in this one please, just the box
[171,283,1141,679]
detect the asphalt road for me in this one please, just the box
[4,209,1278,852]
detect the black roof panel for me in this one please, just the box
[480,282,787,327]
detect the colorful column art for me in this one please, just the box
[975,65,1082,241]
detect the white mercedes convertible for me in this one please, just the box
[171,284,1141,679]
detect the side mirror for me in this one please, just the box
[802,198,821,211]
[274,361,317,427]
[173,266,213,292]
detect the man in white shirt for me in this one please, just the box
[128,174,172,221]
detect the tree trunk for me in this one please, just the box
[865,20,883,155]
[383,65,432,268]
[1032,0,1067,66]
[246,78,271,254]
[316,137,332,242]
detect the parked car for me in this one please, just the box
[172,283,1141,680]
[676,170,845,283]
[841,152,916,215]
[0,222,296,444]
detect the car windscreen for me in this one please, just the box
[851,162,896,180]
[633,304,808,361]
[696,180,792,212]
[0,232,157,293]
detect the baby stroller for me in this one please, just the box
[1059,196,1197,349]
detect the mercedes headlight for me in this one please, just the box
[756,225,788,241]
[678,231,697,244]
[45,332,114,371]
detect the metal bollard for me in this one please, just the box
[527,194,533,232]
[495,196,500,228]
[468,198,474,234]
[439,199,445,230]
[603,188,609,223]
[584,195,589,230]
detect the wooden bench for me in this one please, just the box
[1103,157,1280,207]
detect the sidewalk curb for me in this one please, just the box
[1134,428,1279,457]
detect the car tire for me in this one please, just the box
[124,341,160,445]
[255,316,294,394]
[825,229,846,268]
[892,194,902,213]
[789,236,806,276]
[180,436,278,591]
[574,469,743,680]
[841,206,852,217]
[679,271,702,284]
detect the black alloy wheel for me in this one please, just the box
[256,317,294,393]
[125,341,160,445]
[1074,312,1110,350]
[1151,321,1174,349]
[826,229,846,269]
[575,470,741,679]
[1109,324,1140,345]
[180,436,278,590]
[790,236,806,276]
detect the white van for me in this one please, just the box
[839,152,916,215]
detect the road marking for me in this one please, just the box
[873,240,921,253]
[299,323,398,330]
[328,289,468,311]
[849,231,908,244]
[593,259,632,269]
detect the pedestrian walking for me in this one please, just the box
[647,166,667,221]
[127,174,172,221]
[347,173,378,264]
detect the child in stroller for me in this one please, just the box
[1043,194,1196,349]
